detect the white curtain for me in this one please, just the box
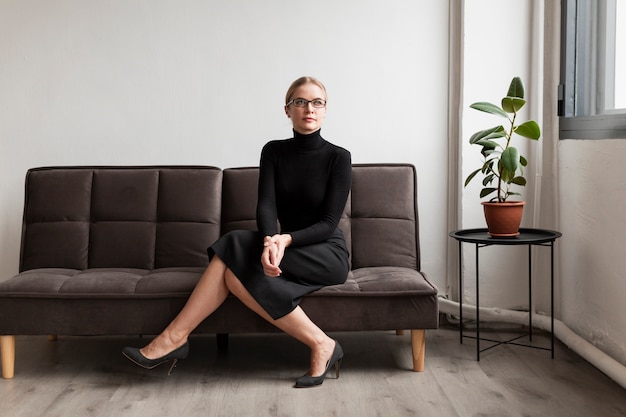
[531,0,562,315]
[538,0,561,233]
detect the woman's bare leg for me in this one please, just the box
[140,256,230,359]
[224,270,336,377]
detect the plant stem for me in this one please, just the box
[497,112,517,202]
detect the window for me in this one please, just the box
[559,0,626,139]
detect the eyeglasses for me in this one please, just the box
[286,98,327,108]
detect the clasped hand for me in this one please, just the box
[261,234,292,277]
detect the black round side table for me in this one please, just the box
[449,228,562,360]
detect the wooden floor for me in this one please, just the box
[1,323,624,417]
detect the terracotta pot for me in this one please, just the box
[481,201,525,237]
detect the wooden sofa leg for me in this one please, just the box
[410,329,425,372]
[395,330,405,336]
[48,335,58,341]
[1,335,16,379]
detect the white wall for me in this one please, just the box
[0,1,450,289]
[558,139,626,365]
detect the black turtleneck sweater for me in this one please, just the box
[256,129,352,247]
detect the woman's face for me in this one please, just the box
[285,83,327,135]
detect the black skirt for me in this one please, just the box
[208,229,349,320]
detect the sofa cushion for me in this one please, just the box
[301,267,438,331]
[0,268,204,299]
[0,265,438,335]
[316,267,435,295]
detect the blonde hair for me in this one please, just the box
[285,76,327,104]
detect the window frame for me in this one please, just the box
[559,0,626,139]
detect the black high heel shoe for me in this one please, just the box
[122,341,189,375]
[295,340,344,388]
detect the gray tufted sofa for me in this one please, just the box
[0,164,438,379]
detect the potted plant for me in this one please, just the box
[464,76,541,236]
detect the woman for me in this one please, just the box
[123,76,352,388]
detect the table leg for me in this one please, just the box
[475,242,480,361]
[529,244,533,342]
[551,241,555,358]
[459,240,463,344]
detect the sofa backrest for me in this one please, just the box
[19,164,419,272]
[349,164,420,270]
[221,164,420,271]
[19,167,222,271]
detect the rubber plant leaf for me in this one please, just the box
[480,187,498,198]
[470,102,509,118]
[514,120,541,140]
[469,125,506,144]
[507,76,525,98]
[500,147,519,181]
[502,97,526,113]
[464,169,481,187]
